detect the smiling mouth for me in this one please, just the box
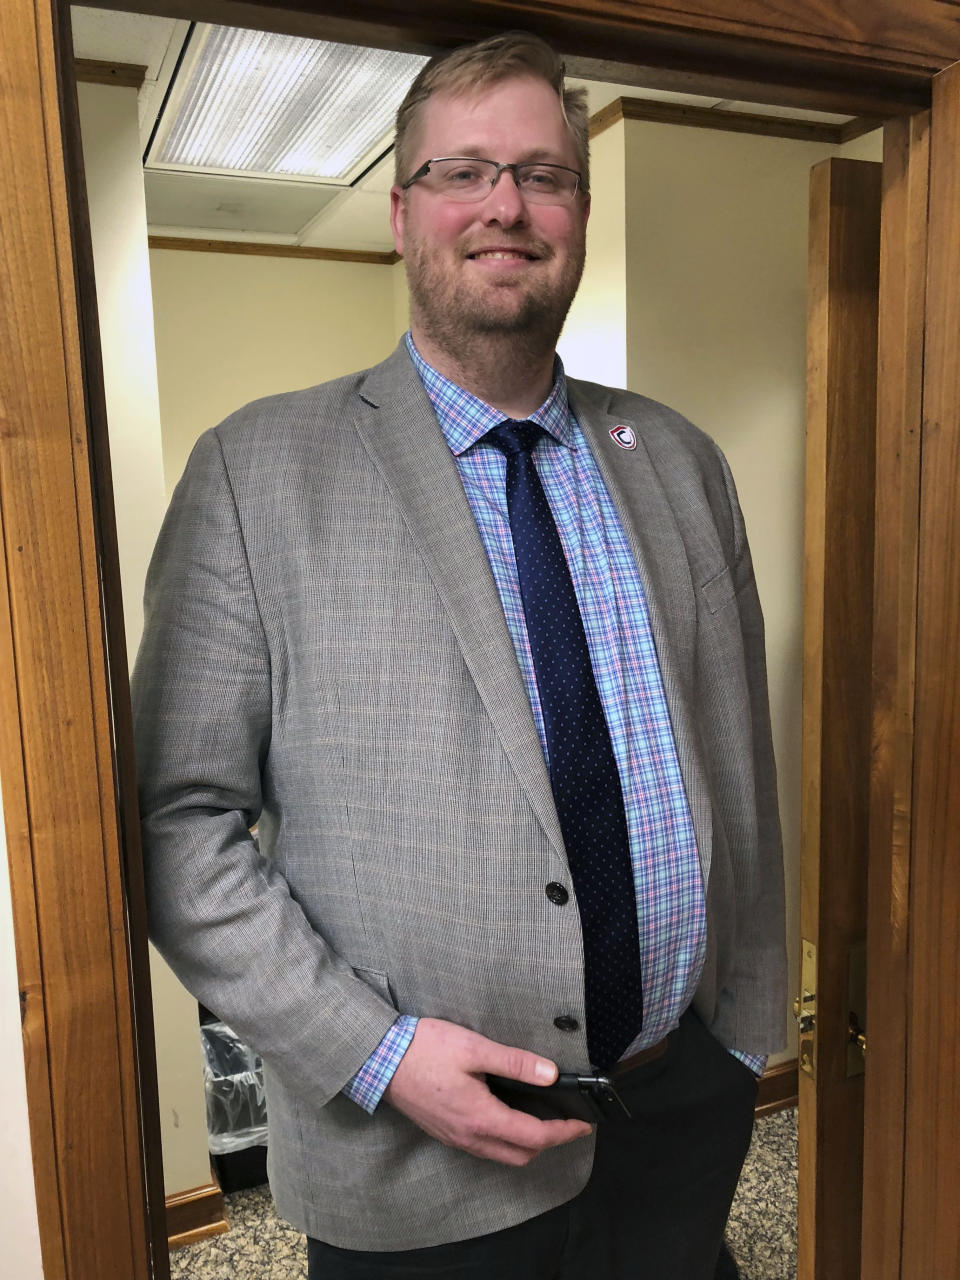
[467,249,538,261]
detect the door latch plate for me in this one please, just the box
[795,939,817,1077]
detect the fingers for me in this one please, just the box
[458,1103,593,1165]
[478,1039,558,1086]
[381,1018,593,1166]
[483,1093,593,1154]
[464,1118,592,1166]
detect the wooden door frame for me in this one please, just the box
[1,2,954,1277]
[802,155,883,1280]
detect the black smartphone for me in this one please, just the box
[486,1071,631,1123]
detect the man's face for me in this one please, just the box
[390,76,590,354]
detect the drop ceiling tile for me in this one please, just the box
[145,170,340,235]
[716,100,852,123]
[298,188,394,252]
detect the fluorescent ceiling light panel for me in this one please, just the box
[150,26,428,182]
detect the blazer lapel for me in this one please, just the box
[353,345,566,862]
[568,380,715,885]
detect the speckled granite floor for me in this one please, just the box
[169,1108,797,1278]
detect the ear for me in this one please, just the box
[580,191,591,230]
[390,186,406,256]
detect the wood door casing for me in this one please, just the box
[801,157,882,1280]
[0,0,154,1276]
[862,111,930,1280]
[901,57,960,1280]
[96,0,947,114]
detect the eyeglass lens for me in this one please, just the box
[423,158,579,204]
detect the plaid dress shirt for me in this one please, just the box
[343,336,764,1112]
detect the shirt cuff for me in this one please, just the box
[342,1015,419,1114]
[729,1048,767,1078]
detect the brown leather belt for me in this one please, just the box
[611,1035,670,1077]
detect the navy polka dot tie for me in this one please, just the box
[485,421,643,1071]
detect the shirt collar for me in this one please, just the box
[405,331,575,457]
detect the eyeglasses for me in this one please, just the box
[400,157,584,205]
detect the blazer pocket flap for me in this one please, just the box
[701,566,736,615]
[353,966,397,1007]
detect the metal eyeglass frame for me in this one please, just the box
[400,157,586,203]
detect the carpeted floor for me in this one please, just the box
[169,1107,797,1278]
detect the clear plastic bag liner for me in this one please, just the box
[201,1021,268,1154]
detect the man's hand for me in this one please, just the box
[382,1017,593,1166]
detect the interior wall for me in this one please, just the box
[0,781,44,1280]
[558,118,628,388]
[149,249,403,494]
[838,129,884,163]
[77,80,212,1198]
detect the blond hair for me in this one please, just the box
[394,31,590,192]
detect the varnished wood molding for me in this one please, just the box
[590,96,875,146]
[74,58,148,89]
[166,1178,228,1250]
[589,99,628,140]
[148,235,400,265]
[756,1058,799,1119]
[901,60,960,1276]
[96,0,948,115]
[801,156,881,1279]
[861,111,929,1280]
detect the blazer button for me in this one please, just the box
[545,882,569,905]
[554,1015,579,1032]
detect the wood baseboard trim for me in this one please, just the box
[755,1058,798,1118]
[590,97,876,148]
[166,1176,228,1250]
[74,58,147,89]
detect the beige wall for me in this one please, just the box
[78,80,212,1198]
[78,82,168,669]
[149,249,404,494]
[838,128,883,163]
[558,119,628,388]
[0,783,44,1280]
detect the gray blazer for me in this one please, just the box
[133,341,786,1250]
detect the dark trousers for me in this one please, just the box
[308,1011,756,1280]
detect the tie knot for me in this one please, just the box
[484,420,544,458]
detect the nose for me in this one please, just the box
[480,167,528,227]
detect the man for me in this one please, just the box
[134,31,786,1280]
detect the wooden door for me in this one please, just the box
[801,157,882,1280]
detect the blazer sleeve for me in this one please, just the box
[717,449,788,1053]
[131,428,399,1108]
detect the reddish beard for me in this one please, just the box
[404,230,585,352]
